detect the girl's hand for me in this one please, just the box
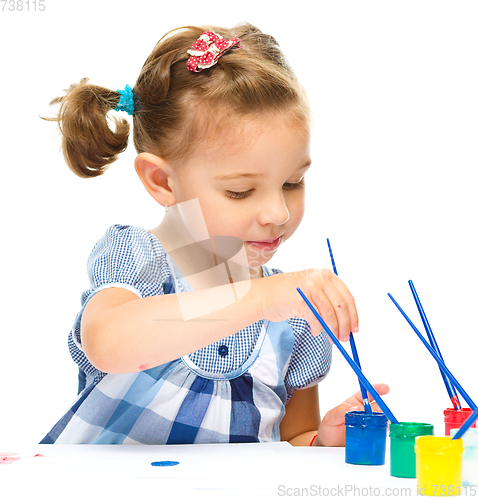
[314,383,390,447]
[257,269,358,342]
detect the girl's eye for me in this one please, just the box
[225,179,304,200]
[283,179,305,190]
[225,189,253,200]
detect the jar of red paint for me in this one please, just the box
[444,408,477,436]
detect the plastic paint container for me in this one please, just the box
[389,422,434,478]
[415,436,463,496]
[444,408,477,436]
[345,411,388,466]
[450,428,478,486]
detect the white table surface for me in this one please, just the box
[0,440,453,499]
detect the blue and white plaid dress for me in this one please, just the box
[40,225,332,444]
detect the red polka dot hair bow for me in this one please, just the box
[186,31,241,73]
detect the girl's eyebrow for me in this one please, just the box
[214,160,311,181]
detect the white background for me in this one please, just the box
[0,0,477,444]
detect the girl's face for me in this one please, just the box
[170,113,311,271]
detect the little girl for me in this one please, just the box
[40,23,388,446]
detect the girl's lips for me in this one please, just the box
[246,235,282,251]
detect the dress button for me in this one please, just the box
[218,345,228,357]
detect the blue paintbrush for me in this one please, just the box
[326,238,372,414]
[297,287,399,424]
[388,293,476,410]
[409,280,461,411]
[452,406,478,440]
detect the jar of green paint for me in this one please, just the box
[389,422,434,478]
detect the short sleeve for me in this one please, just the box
[284,317,333,402]
[68,225,172,372]
[261,264,333,400]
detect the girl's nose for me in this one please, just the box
[257,192,290,226]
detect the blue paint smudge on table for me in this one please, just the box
[151,460,180,467]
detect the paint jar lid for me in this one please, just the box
[415,436,464,455]
[450,428,478,446]
[389,422,434,439]
[344,411,388,427]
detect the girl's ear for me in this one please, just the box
[134,153,177,207]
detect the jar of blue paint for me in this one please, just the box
[345,411,388,466]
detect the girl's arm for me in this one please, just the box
[280,386,321,446]
[81,280,264,374]
[82,268,358,374]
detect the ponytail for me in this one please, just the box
[43,23,310,178]
[41,77,130,178]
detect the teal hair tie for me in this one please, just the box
[114,84,135,115]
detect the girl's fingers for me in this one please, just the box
[305,290,339,338]
[295,286,333,337]
[370,401,382,413]
[297,270,359,341]
[367,383,390,400]
[329,275,360,335]
[324,401,358,427]
[296,293,324,337]
[345,383,390,407]
[313,286,352,342]
[367,384,391,413]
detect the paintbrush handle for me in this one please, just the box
[326,238,338,275]
[326,239,372,413]
[452,406,478,440]
[297,288,399,424]
[388,293,476,410]
[349,334,373,413]
[408,280,461,409]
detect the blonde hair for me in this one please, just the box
[42,22,310,179]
